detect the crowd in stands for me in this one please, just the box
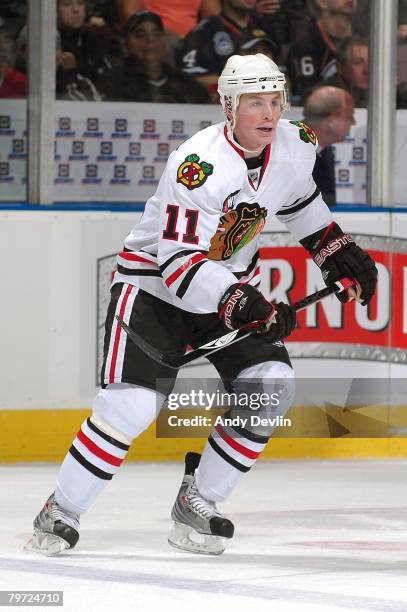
[0,0,406,108]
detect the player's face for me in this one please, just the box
[58,0,86,30]
[234,92,282,152]
[348,44,369,90]
[125,22,167,63]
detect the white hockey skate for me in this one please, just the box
[25,493,80,556]
[168,452,234,555]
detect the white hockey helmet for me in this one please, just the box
[218,53,289,142]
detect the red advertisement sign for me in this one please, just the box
[260,246,407,352]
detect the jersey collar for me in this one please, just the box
[223,125,245,159]
[223,126,271,190]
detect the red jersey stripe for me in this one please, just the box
[77,429,123,467]
[165,253,207,287]
[215,425,262,460]
[119,252,158,265]
[259,144,271,183]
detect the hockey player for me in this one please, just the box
[26,53,377,556]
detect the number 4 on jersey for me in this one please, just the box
[162,204,200,244]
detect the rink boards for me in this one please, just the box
[1,210,407,461]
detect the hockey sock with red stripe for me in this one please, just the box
[55,417,130,514]
[196,421,268,502]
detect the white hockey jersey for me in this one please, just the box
[113,119,333,314]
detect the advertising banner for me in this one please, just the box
[52,102,222,202]
[0,101,383,205]
[51,103,368,204]
[0,99,27,202]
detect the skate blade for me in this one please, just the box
[168,522,227,555]
[24,530,71,556]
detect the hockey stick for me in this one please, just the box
[116,278,354,370]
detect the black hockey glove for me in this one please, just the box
[218,283,297,341]
[300,222,378,305]
[268,302,297,342]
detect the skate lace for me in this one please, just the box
[186,482,217,520]
[47,496,80,530]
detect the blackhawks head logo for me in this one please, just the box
[177,154,213,190]
[208,202,267,261]
[289,120,317,146]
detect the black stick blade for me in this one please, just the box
[115,278,353,370]
[115,316,179,369]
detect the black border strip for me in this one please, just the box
[86,418,130,451]
[276,187,320,216]
[235,252,260,280]
[208,436,250,473]
[117,265,162,277]
[69,445,113,480]
[176,260,207,298]
[228,423,269,444]
[159,249,207,273]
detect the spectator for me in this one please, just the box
[117,0,221,38]
[86,0,121,32]
[55,30,102,100]
[15,25,101,100]
[350,0,369,37]
[0,29,26,98]
[239,34,277,59]
[100,11,210,103]
[325,36,368,107]
[303,85,355,206]
[177,0,278,97]
[14,22,26,74]
[0,0,26,40]
[57,0,121,88]
[256,0,310,62]
[287,0,357,104]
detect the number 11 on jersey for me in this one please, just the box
[162,204,200,244]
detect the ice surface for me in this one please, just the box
[1,460,407,612]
